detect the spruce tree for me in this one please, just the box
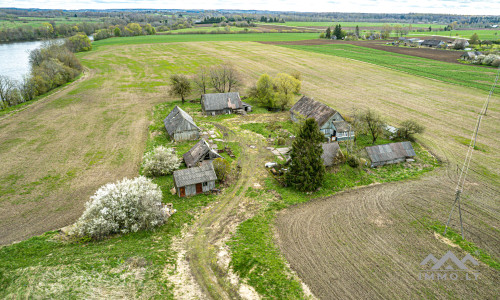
[285,118,325,192]
[325,27,331,39]
[355,25,360,37]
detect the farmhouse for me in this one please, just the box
[460,51,482,61]
[173,163,217,197]
[321,142,343,167]
[201,92,252,115]
[290,96,354,141]
[183,139,223,168]
[420,39,445,48]
[164,106,201,141]
[365,141,416,167]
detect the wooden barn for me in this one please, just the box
[183,139,223,168]
[164,106,201,141]
[201,92,252,115]
[365,141,416,167]
[290,96,354,141]
[173,163,217,197]
[321,142,343,167]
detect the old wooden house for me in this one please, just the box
[321,142,343,167]
[173,163,217,197]
[183,139,223,168]
[201,92,252,115]
[164,106,201,141]
[420,39,445,48]
[290,96,354,141]
[365,141,415,167]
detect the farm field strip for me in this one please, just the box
[272,21,447,28]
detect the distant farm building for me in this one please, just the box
[290,96,354,141]
[365,141,416,167]
[420,39,445,48]
[321,142,343,167]
[164,106,201,141]
[460,51,482,61]
[183,139,223,168]
[201,92,252,115]
[173,163,217,197]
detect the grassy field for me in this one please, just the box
[91,32,318,48]
[276,21,446,28]
[164,26,247,33]
[410,29,500,40]
[0,35,499,298]
[0,17,100,28]
[280,44,499,92]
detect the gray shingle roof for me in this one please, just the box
[202,92,242,111]
[421,40,443,47]
[163,106,200,136]
[321,142,340,167]
[365,142,416,164]
[173,163,217,187]
[332,121,351,132]
[183,139,222,168]
[290,96,337,127]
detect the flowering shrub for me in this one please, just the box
[142,146,181,176]
[71,176,168,239]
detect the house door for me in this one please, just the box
[180,187,185,197]
[196,183,203,194]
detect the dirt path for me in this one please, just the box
[168,123,269,299]
[275,173,500,299]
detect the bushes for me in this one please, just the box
[142,146,181,177]
[213,158,230,182]
[65,33,92,52]
[71,176,168,240]
[398,120,425,140]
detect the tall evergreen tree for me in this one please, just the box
[355,25,360,37]
[325,27,332,39]
[285,118,325,192]
[333,24,344,39]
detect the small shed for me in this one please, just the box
[183,139,223,168]
[164,106,201,141]
[420,40,445,48]
[201,92,251,115]
[460,51,482,61]
[321,142,343,167]
[365,141,416,167]
[173,163,217,197]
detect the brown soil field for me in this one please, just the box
[260,39,464,64]
[275,174,500,299]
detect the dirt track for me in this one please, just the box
[259,39,464,64]
[275,173,500,299]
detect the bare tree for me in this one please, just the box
[192,66,210,98]
[361,109,384,144]
[0,76,15,108]
[209,63,241,93]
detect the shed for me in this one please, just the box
[164,106,201,141]
[183,139,223,168]
[290,96,354,141]
[201,92,252,115]
[365,141,416,167]
[321,142,343,167]
[460,51,482,60]
[420,40,445,48]
[173,163,217,197]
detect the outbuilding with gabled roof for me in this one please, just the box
[183,139,223,168]
[201,92,252,115]
[173,163,217,197]
[365,141,416,167]
[163,106,201,141]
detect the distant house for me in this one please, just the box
[201,92,252,115]
[365,141,416,167]
[420,39,445,48]
[452,39,470,48]
[173,163,217,197]
[183,139,223,168]
[460,51,482,61]
[164,106,201,141]
[290,96,354,141]
[321,142,343,167]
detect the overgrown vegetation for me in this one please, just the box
[142,146,181,177]
[248,72,301,110]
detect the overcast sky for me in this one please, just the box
[2,0,500,15]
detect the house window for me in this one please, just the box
[203,182,208,187]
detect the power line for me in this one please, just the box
[444,64,500,239]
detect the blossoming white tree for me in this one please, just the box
[71,176,168,239]
[142,146,181,177]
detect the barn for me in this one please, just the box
[290,96,354,141]
[183,139,223,168]
[173,163,217,197]
[201,92,252,115]
[164,106,201,141]
[365,141,416,167]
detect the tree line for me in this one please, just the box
[0,34,90,110]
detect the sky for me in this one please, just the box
[1,0,500,15]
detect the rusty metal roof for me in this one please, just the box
[365,141,415,164]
